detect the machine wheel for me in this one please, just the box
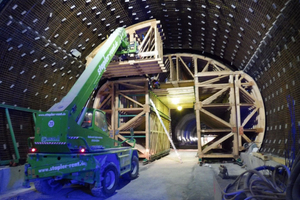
[34,178,64,194]
[91,163,120,197]
[101,163,119,196]
[123,156,139,180]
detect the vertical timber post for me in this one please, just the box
[235,74,242,150]
[229,75,239,157]
[145,82,150,160]
[114,83,119,145]
[194,57,202,160]
[111,83,116,140]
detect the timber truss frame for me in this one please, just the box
[160,54,265,159]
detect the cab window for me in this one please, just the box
[94,111,108,132]
[81,112,93,128]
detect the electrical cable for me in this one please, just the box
[286,151,300,200]
[222,165,290,200]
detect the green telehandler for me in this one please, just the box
[24,27,139,197]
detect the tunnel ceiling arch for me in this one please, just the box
[0,0,298,109]
[0,0,299,159]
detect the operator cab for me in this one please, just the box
[81,109,108,132]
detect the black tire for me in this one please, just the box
[123,156,139,180]
[90,163,119,197]
[34,178,64,194]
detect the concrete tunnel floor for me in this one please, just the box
[0,150,246,200]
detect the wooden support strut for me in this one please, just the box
[200,109,232,128]
[201,132,234,154]
[118,92,144,107]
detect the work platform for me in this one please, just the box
[86,19,165,78]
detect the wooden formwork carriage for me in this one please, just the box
[157,54,265,160]
[93,77,170,160]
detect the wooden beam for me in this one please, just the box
[118,108,144,112]
[202,132,234,154]
[194,55,203,157]
[201,109,232,128]
[119,131,146,134]
[113,78,147,83]
[178,56,194,78]
[117,111,145,131]
[145,83,150,159]
[119,92,144,107]
[201,61,210,72]
[140,27,153,53]
[202,86,229,104]
[241,107,259,127]
[199,75,228,85]
[119,82,145,89]
[196,71,241,77]
[234,74,242,150]
[98,94,112,109]
[212,62,221,71]
[201,154,234,158]
[239,86,255,102]
[117,89,146,93]
[201,129,232,133]
[241,134,252,143]
[196,83,231,88]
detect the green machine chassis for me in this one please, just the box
[24,27,139,197]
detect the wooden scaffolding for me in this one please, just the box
[93,78,170,159]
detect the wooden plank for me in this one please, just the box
[271,155,285,165]
[201,154,234,158]
[252,152,270,161]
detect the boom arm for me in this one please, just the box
[48,28,127,122]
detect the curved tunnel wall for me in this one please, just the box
[0,0,299,162]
